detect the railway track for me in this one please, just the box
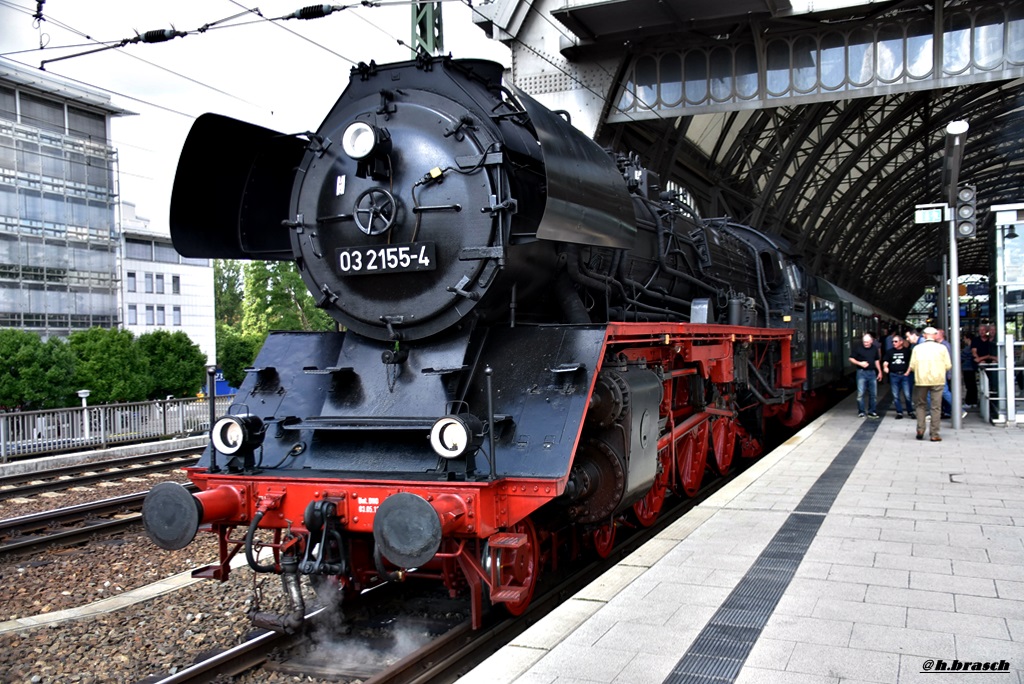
[0,449,199,501]
[135,468,737,684]
[0,488,195,556]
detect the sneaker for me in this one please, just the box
[961,411,968,419]
[868,412,879,419]
[895,413,903,420]
[941,414,951,419]
[858,412,865,418]
[916,432,924,440]
[909,412,916,418]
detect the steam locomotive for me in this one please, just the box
[142,56,894,631]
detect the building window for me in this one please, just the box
[156,306,165,325]
[127,304,137,325]
[67,107,107,143]
[172,275,180,295]
[126,271,136,292]
[154,242,178,263]
[20,93,65,134]
[155,273,164,294]
[145,305,154,325]
[173,306,181,326]
[125,239,151,260]
[0,85,14,122]
[144,272,153,293]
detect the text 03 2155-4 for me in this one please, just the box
[336,243,436,275]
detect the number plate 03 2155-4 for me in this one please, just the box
[335,242,436,276]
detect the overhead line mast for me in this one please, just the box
[411,0,443,56]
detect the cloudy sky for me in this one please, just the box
[0,0,510,230]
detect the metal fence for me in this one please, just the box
[0,396,230,462]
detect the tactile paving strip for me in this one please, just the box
[663,408,885,684]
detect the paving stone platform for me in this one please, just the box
[463,394,1024,684]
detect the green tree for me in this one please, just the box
[216,322,262,389]
[0,330,75,409]
[40,336,77,408]
[214,259,244,326]
[137,330,207,399]
[69,328,150,403]
[241,260,334,336]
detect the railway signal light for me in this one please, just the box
[955,185,977,239]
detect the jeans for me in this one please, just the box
[890,374,912,414]
[964,369,978,405]
[856,368,877,414]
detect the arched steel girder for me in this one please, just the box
[798,95,935,258]
[602,78,1024,318]
[844,86,1024,309]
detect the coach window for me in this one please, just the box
[172,275,180,295]
[127,271,136,292]
[127,304,137,325]
[145,305,154,325]
[156,273,164,294]
[145,272,154,294]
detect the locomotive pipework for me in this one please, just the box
[140,54,904,631]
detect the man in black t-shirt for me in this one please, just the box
[850,333,882,418]
[884,334,912,418]
[972,325,998,414]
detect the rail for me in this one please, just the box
[0,396,230,462]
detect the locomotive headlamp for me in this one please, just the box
[211,414,264,455]
[341,122,380,160]
[429,414,483,459]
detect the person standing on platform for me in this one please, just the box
[908,327,952,442]
[936,329,954,418]
[972,323,999,415]
[962,331,979,408]
[905,328,921,399]
[850,333,882,418]
[884,334,912,419]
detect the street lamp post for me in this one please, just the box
[77,389,91,440]
[943,121,968,430]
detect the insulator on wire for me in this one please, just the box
[290,5,340,20]
[136,29,187,44]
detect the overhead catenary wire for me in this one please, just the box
[3,0,657,126]
[1,0,667,160]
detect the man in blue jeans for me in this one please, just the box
[850,333,882,418]
[884,333,912,418]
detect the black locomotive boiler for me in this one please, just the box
[142,56,881,631]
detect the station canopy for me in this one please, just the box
[544,0,1024,320]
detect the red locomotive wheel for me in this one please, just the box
[633,456,670,526]
[676,422,709,497]
[502,517,540,616]
[592,521,616,558]
[711,418,737,475]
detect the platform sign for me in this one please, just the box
[915,203,948,224]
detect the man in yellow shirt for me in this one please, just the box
[907,326,953,442]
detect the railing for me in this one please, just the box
[0,396,231,462]
[978,334,1023,425]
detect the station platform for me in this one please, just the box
[463,394,1024,684]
